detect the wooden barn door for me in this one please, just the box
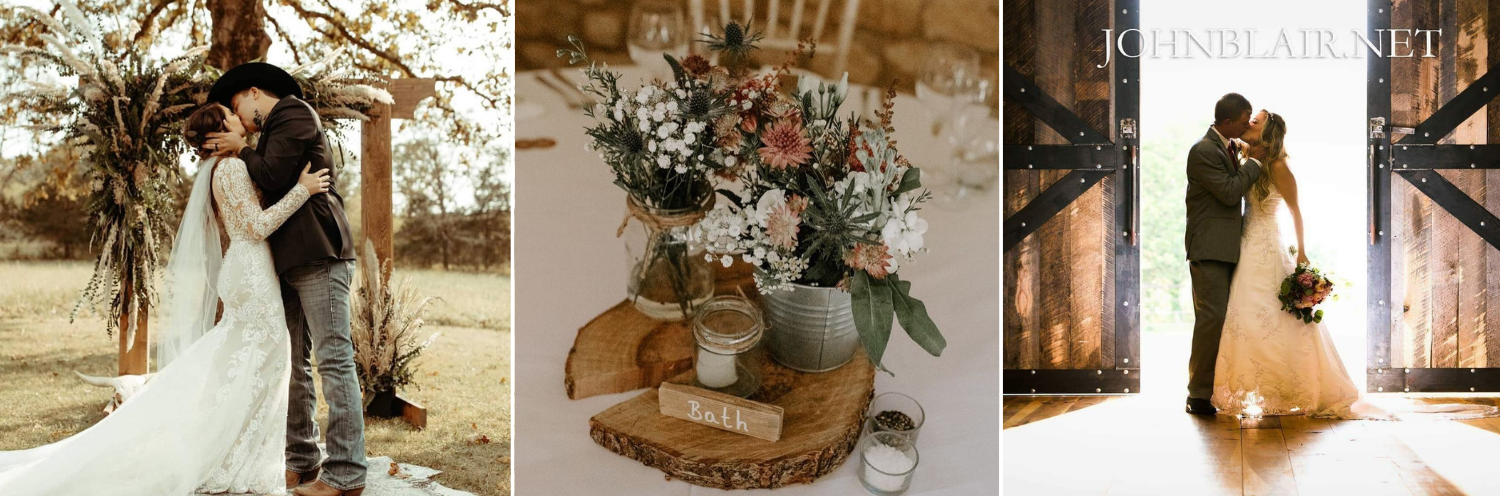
[1369,0,1500,393]
[1003,0,1140,395]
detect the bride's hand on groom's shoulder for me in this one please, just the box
[298,163,331,195]
[1248,143,1269,161]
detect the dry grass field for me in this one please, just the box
[0,261,511,495]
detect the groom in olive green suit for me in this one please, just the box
[1184,93,1265,415]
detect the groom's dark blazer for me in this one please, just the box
[1184,128,1264,263]
[1183,126,1264,401]
[237,97,356,275]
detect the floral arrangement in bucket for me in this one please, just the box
[351,240,440,415]
[686,23,947,373]
[557,35,742,320]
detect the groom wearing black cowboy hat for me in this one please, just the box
[205,62,365,496]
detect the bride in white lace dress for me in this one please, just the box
[1212,110,1496,420]
[0,104,331,495]
[1208,110,1367,418]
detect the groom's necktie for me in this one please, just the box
[1226,141,1239,171]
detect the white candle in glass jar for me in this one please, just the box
[696,348,738,388]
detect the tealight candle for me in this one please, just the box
[696,347,738,388]
[692,296,765,398]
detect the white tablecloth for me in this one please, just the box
[513,67,999,495]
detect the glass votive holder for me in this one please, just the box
[691,295,764,398]
[863,392,925,442]
[858,431,919,495]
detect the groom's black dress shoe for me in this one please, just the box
[1186,397,1217,415]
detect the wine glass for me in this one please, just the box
[916,43,993,207]
[628,0,689,79]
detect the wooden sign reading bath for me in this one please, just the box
[658,383,784,441]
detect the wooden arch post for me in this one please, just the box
[357,77,436,427]
[118,274,150,375]
[360,78,436,283]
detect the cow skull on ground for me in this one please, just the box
[74,371,155,414]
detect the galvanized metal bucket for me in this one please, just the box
[762,282,859,372]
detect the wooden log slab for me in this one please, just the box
[397,392,428,431]
[589,348,875,489]
[564,262,756,399]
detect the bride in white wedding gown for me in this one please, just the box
[1209,110,1365,417]
[1212,110,1496,420]
[0,104,331,495]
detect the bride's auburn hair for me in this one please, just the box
[1252,112,1288,200]
[182,104,229,159]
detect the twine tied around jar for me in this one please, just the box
[615,192,717,237]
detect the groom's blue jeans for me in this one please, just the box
[282,259,367,490]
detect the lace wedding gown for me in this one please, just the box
[0,157,310,495]
[1210,184,1365,418]
[1213,183,1498,420]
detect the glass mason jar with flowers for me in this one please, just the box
[560,35,741,320]
[694,24,947,373]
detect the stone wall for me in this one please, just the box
[516,0,998,99]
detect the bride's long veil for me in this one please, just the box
[157,157,222,371]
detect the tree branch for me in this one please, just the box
[4,5,59,45]
[294,4,499,107]
[263,12,302,65]
[132,0,178,44]
[447,0,511,17]
[434,75,500,108]
[351,61,497,110]
[285,2,418,77]
[188,0,203,46]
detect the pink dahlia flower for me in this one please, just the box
[757,120,813,169]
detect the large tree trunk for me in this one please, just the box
[206,0,272,71]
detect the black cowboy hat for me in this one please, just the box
[207,62,303,107]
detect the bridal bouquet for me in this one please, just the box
[692,31,946,371]
[1279,262,1336,324]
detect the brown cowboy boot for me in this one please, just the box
[291,480,364,496]
[285,467,321,489]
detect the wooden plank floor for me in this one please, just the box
[1004,396,1500,495]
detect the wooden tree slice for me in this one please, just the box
[588,349,875,489]
[564,262,756,399]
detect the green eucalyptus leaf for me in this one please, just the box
[890,275,945,357]
[894,168,923,195]
[851,271,896,375]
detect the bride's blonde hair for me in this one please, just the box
[1251,112,1287,200]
